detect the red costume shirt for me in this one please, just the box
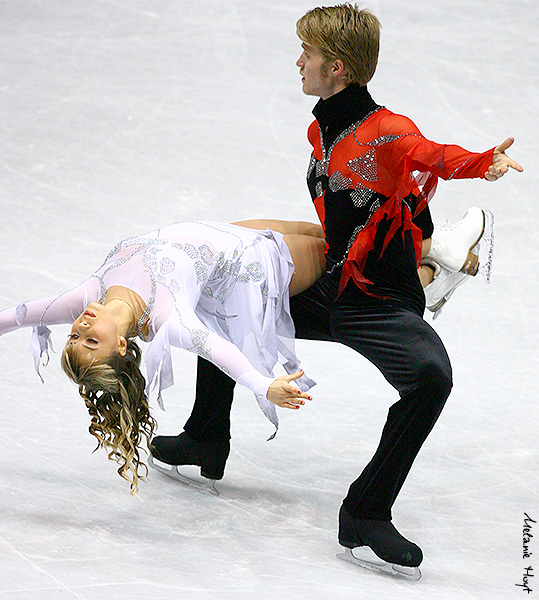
[307,89,494,296]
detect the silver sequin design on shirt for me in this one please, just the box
[350,183,375,208]
[329,171,353,192]
[348,148,378,182]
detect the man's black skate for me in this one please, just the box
[149,432,230,495]
[337,505,422,580]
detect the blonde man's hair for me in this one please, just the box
[296,4,381,86]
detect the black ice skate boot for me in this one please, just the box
[150,432,230,480]
[337,505,423,580]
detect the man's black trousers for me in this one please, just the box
[184,269,452,521]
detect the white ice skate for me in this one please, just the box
[423,261,469,320]
[148,456,221,496]
[423,208,494,318]
[337,546,422,581]
[427,207,494,282]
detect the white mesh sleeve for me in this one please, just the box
[0,278,100,336]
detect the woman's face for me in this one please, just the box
[67,303,126,363]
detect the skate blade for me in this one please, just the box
[148,456,220,496]
[337,547,422,581]
[430,278,466,321]
[430,298,447,321]
[476,209,494,283]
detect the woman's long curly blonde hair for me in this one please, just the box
[61,339,157,496]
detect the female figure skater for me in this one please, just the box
[0,220,325,495]
[0,211,488,496]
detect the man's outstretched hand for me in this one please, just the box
[485,137,523,181]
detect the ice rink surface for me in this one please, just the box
[0,0,537,598]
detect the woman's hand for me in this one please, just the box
[485,137,523,181]
[267,370,312,409]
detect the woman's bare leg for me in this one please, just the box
[418,264,435,287]
[283,234,326,296]
[418,238,434,286]
[233,219,324,239]
[233,219,326,295]
[234,219,436,291]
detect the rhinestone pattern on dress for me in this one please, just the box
[183,244,199,260]
[159,257,175,275]
[238,261,264,283]
[193,260,207,285]
[199,244,216,264]
[189,328,212,361]
[39,223,274,365]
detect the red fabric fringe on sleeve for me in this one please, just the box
[333,110,494,296]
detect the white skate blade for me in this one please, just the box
[476,209,494,283]
[337,547,422,581]
[148,456,220,496]
[430,278,466,320]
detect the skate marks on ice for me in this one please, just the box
[337,546,422,581]
[148,456,220,496]
[151,451,423,584]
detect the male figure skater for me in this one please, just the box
[151,4,522,578]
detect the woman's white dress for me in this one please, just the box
[0,222,314,435]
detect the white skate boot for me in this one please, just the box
[423,207,494,318]
[427,207,494,282]
[423,260,469,320]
